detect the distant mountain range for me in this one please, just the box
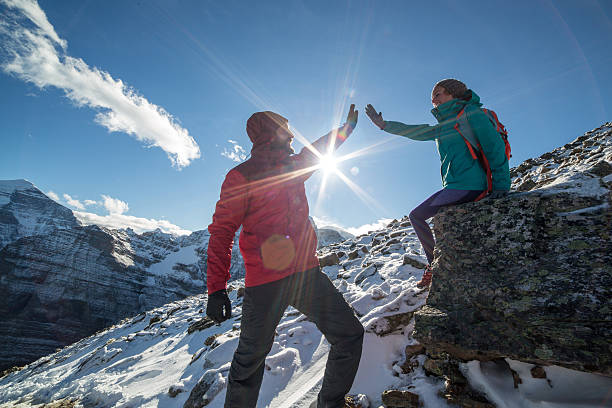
[0,180,235,371]
[0,179,350,371]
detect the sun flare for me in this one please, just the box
[318,154,338,174]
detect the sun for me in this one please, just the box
[318,154,338,174]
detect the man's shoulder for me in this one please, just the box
[230,157,263,181]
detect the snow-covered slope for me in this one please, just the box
[2,215,610,408]
[511,122,611,196]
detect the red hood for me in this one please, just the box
[246,111,288,147]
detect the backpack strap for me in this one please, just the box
[454,108,481,156]
[454,108,493,201]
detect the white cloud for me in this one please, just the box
[0,0,200,168]
[313,215,393,237]
[62,193,84,210]
[101,194,128,215]
[3,0,66,49]
[221,140,247,162]
[84,199,98,206]
[46,190,59,201]
[74,211,191,236]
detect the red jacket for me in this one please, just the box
[206,112,353,294]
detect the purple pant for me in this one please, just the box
[409,189,483,264]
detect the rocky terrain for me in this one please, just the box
[0,123,610,407]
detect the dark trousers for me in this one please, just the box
[409,188,483,264]
[224,267,364,408]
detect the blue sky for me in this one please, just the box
[1,0,611,235]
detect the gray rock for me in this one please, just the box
[402,255,427,269]
[381,389,419,407]
[183,370,225,408]
[355,265,376,285]
[318,252,340,267]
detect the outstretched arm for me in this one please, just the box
[366,103,439,141]
[296,104,358,166]
[383,122,439,141]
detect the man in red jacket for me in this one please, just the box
[206,105,364,408]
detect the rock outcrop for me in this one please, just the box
[414,123,612,376]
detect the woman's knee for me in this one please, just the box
[409,209,421,225]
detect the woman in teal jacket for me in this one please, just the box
[366,79,510,287]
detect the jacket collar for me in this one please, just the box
[431,89,483,122]
[251,144,292,165]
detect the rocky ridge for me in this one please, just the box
[2,201,608,407]
[0,211,440,407]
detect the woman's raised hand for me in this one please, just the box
[365,104,385,130]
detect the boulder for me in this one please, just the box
[381,390,419,407]
[318,252,340,267]
[414,124,612,376]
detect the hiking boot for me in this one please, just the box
[416,265,433,288]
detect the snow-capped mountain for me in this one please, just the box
[309,217,354,248]
[0,182,245,371]
[316,227,352,248]
[1,123,610,408]
[0,180,79,249]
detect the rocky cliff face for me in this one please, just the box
[414,123,612,376]
[0,180,79,250]
[0,181,245,371]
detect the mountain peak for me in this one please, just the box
[0,179,36,193]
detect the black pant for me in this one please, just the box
[224,267,364,408]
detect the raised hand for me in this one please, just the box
[365,104,385,130]
[345,103,358,129]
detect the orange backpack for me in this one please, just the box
[454,108,511,201]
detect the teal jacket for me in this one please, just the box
[382,91,511,191]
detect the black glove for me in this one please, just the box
[365,104,385,130]
[345,103,358,129]
[488,190,509,199]
[206,289,231,324]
